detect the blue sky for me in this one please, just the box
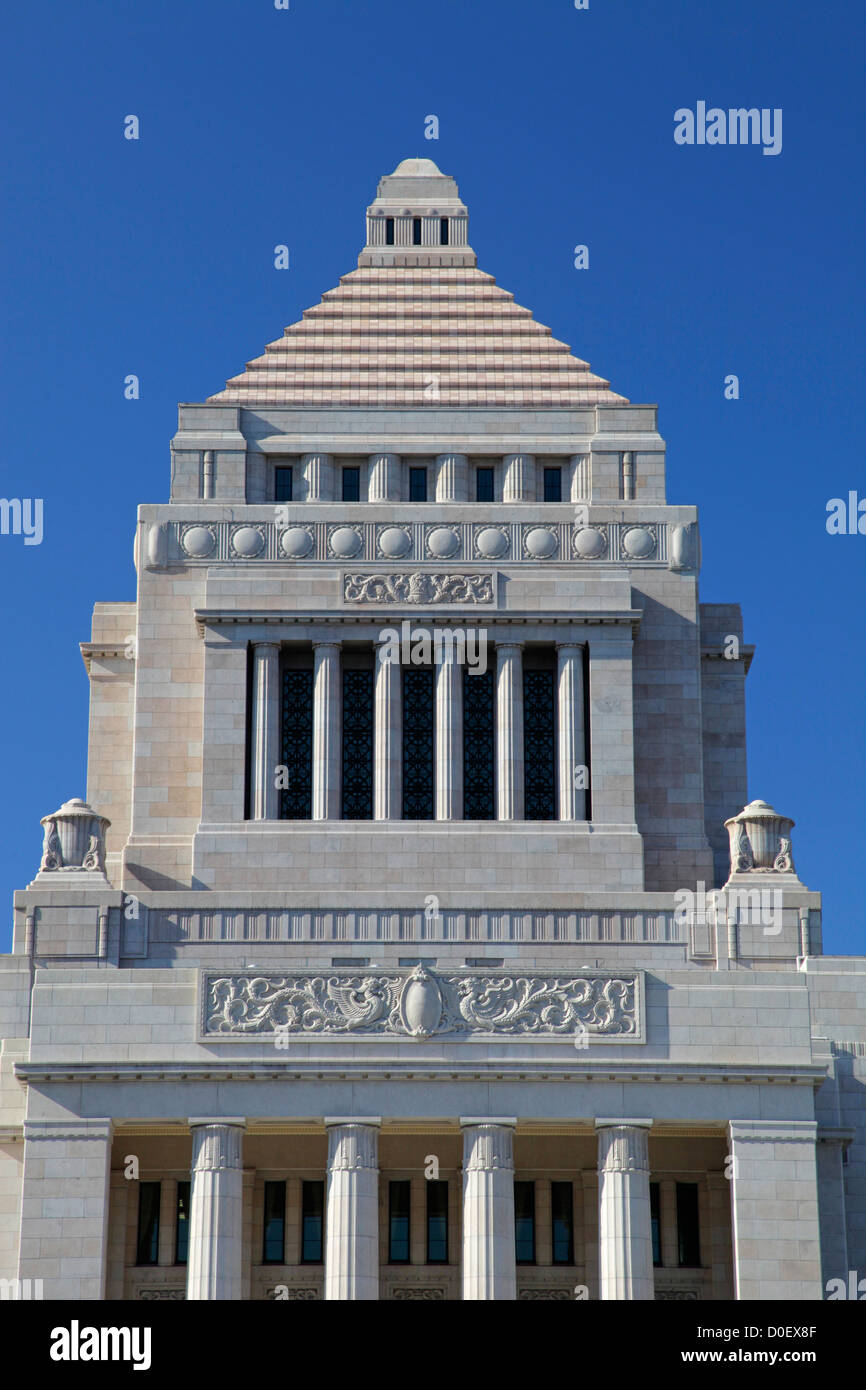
[0,0,863,953]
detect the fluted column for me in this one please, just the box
[302,452,333,501]
[461,1118,517,1300]
[324,1119,381,1300]
[596,1119,654,1301]
[186,1119,246,1301]
[436,644,463,820]
[434,452,468,502]
[374,639,401,819]
[250,642,281,820]
[368,452,401,502]
[556,642,587,821]
[568,453,589,502]
[502,453,535,502]
[496,643,524,820]
[312,642,341,820]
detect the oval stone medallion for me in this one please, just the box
[524,526,558,559]
[426,526,460,559]
[181,525,216,558]
[475,526,509,559]
[230,526,265,558]
[378,526,412,559]
[622,526,656,560]
[280,527,314,559]
[573,526,606,560]
[329,526,363,558]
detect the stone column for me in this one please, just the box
[186,1119,246,1301]
[434,452,469,502]
[324,1119,381,1300]
[17,1118,113,1300]
[586,630,637,825]
[302,452,334,501]
[436,643,463,820]
[569,454,589,502]
[502,453,535,503]
[312,642,341,820]
[596,1119,654,1300]
[374,639,401,819]
[460,1118,517,1300]
[250,642,280,820]
[556,642,586,820]
[368,453,401,502]
[496,643,524,820]
[728,1120,822,1300]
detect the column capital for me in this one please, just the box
[459,1116,517,1128]
[312,640,341,652]
[189,1120,245,1174]
[555,639,586,653]
[495,640,524,654]
[324,1116,382,1127]
[595,1118,653,1130]
[253,640,280,656]
[596,1120,652,1174]
[326,1119,380,1173]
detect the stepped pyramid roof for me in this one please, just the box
[208,158,627,409]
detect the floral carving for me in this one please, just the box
[203,968,640,1040]
[343,572,493,605]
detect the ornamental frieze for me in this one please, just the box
[343,572,493,605]
[200,965,643,1042]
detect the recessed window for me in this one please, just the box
[476,467,494,502]
[440,217,449,245]
[543,467,562,502]
[389,1180,411,1263]
[262,1180,286,1264]
[174,1181,190,1265]
[650,1181,662,1266]
[385,218,395,245]
[551,1181,574,1265]
[514,1181,536,1264]
[426,1180,448,1264]
[136,1182,161,1266]
[301,1180,324,1264]
[342,466,360,502]
[412,218,422,246]
[409,467,428,502]
[676,1182,701,1268]
[275,466,293,503]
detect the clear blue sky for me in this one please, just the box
[0,0,863,953]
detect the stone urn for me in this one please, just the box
[724,800,795,876]
[39,798,111,875]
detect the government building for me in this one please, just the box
[1,158,863,1302]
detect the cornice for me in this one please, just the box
[13,1059,829,1088]
[193,607,643,638]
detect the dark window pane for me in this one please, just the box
[426,1180,448,1264]
[402,667,435,819]
[409,467,428,502]
[280,668,313,818]
[302,1180,324,1264]
[275,466,293,503]
[175,1181,190,1265]
[389,1180,411,1263]
[650,1182,662,1267]
[136,1182,160,1266]
[524,667,556,819]
[342,667,374,819]
[342,467,360,501]
[413,218,422,245]
[514,1181,535,1264]
[440,217,449,246]
[385,218,395,245]
[551,1181,574,1265]
[543,467,562,502]
[263,1181,286,1264]
[464,665,495,819]
[476,467,494,502]
[676,1182,700,1267]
